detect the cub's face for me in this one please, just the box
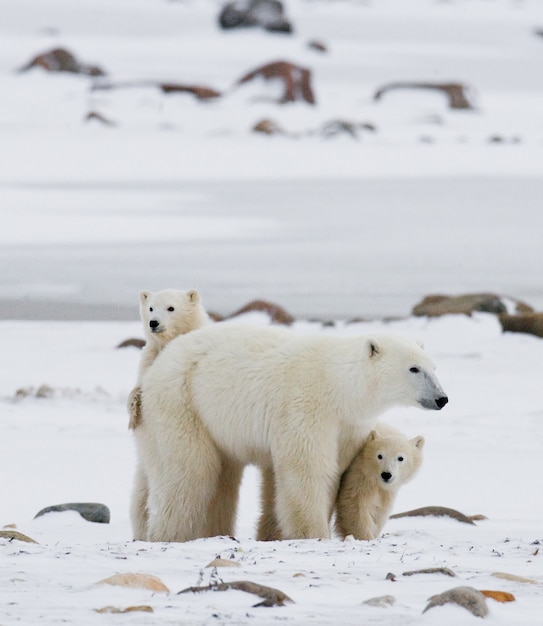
[138,288,200,343]
[365,432,425,489]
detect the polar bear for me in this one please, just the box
[334,423,424,540]
[128,288,209,540]
[136,324,447,542]
[127,288,209,430]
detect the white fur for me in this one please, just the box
[137,324,447,542]
[128,288,209,540]
[335,423,424,540]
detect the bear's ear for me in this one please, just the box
[139,290,151,304]
[367,430,378,442]
[367,339,380,358]
[187,289,200,304]
[411,435,425,450]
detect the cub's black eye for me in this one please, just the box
[167,306,175,312]
[377,454,383,460]
[149,307,153,312]
[398,456,404,462]
[409,367,419,373]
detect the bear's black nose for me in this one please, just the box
[381,472,392,482]
[149,320,159,329]
[436,396,448,409]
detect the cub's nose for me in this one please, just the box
[381,472,392,482]
[436,396,448,409]
[149,320,159,329]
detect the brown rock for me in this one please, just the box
[0,529,39,544]
[236,60,315,104]
[117,338,145,349]
[252,118,285,135]
[19,47,105,76]
[499,313,543,338]
[228,299,295,325]
[97,573,169,593]
[412,293,533,317]
[160,83,221,100]
[374,81,475,110]
[479,590,516,603]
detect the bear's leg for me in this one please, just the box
[204,458,244,538]
[127,386,142,430]
[129,460,149,540]
[146,425,222,543]
[273,444,337,539]
[256,466,283,541]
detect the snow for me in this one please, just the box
[1,0,543,623]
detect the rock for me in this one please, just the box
[206,558,241,568]
[219,0,293,33]
[412,292,533,317]
[479,590,516,603]
[160,83,221,100]
[362,595,396,608]
[178,580,293,607]
[0,529,39,544]
[227,299,295,325]
[252,118,286,135]
[19,47,105,76]
[499,313,543,338]
[492,572,539,585]
[85,111,116,127]
[403,567,456,578]
[307,39,328,53]
[235,60,315,104]
[374,81,475,110]
[390,505,478,525]
[423,586,488,617]
[318,120,376,140]
[34,502,110,524]
[97,573,169,593]
[117,338,145,349]
[95,606,153,614]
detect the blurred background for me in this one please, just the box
[1,0,543,321]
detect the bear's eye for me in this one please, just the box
[149,307,153,312]
[167,306,175,312]
[398,456,404,462]
[377,454,383,460]
[409,367,419,373]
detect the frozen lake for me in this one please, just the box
[2,176,543,321]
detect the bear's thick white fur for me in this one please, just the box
[128,288,209,540]
[127,288,210,429]
[335,423,424,540]
[137,324,447,542]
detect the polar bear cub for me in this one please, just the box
[129,288,209,541]
[335,423,424,540]
[127,288,209,430]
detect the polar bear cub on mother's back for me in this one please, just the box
[335,423,424,540]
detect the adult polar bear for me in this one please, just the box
[137,324,448,542]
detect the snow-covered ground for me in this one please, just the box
[1,0,543,318]
[1,0,543,623]
[1,313,542,624]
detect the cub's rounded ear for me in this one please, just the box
[367,430,378,442]
[411,435,425,450]
[139,290,152,304]
[188,289,201,303]
[367,338,380,358]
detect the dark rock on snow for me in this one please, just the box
[34,502,110,524]
[235,60,315,104]
[19,47,105,77]
[219,0,293,33]
[412,292,533,317]
[374,81,475,110]
[499,312,543,338]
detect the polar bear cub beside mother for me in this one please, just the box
[137,324,448,542]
